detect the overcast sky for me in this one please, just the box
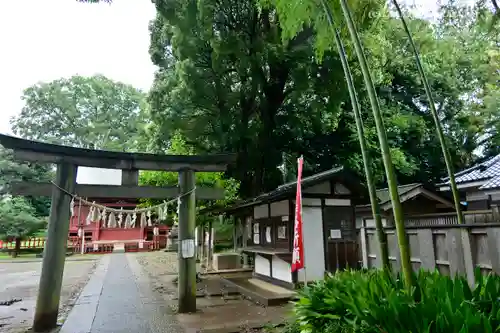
[0,0,156,135]
[0,0,455,136]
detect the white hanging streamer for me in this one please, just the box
[79,189,194,215]
[117,208,124,228]
[101,208,108,228]
[131,212,137,228]
[50,181,196,228]
[108,212,117,228]
[125,213,132,229]
[140,213,147,228]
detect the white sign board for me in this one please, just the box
[181,239,195,258]
[330,229,342,239]
[76,166,122,185]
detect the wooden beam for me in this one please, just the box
[13,150,230,172]
[0,134,235,172]
[11,182,225,200]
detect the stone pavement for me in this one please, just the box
[60,253,184,333]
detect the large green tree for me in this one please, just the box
[147,0,395,197]
[0,197,45,257]
[139,131,240,226]
[11,75,148,151]
[0,146,53,217]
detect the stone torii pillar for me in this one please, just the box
[177,169,197,313]
[33,163,77,332]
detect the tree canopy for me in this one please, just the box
[0,146,53,217]
[139,131,240,224]
[11,75,148,151]
[146,0,499,198]
[0,197,45,241]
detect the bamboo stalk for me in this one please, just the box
[320,0,390,271]
[391,0,464,225]
[338,0,413,287]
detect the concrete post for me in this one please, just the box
[487,227,500,274]
[208,219,213,270]
[200,225,205,268]
[359,218,369,268]
[177,169,197,313]
[233,216,238,252]
[460,228,476,287]
[33,163,77,332]
[195,226,199,260]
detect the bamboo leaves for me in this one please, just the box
[391,0,464,226]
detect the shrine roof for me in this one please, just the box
[207,166,367,215]
[437,154,500,191]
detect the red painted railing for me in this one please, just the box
[1,235,167,254]
[0,237,46,250]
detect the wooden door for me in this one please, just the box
[323,206,359,271]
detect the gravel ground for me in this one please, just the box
[0,259,98,333]
[135,252,289,333]
[135,251,179,302]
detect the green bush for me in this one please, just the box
[214,241,233,253]
[293,269,500,333]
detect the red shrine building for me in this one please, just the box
[68,167,168,253]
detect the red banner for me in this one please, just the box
[291,156,304,272]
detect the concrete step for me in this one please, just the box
[112,243,125,253]
[222,277,296,306]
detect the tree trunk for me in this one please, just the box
[339,0,413,288]
[392,0,464,225]
[321,0,390,271]
[12,238,21,258]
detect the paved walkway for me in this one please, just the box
[61,254,184,333]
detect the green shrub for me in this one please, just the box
[293,268,500,333]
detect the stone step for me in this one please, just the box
[222,277,296,306]
[112,243,125,253]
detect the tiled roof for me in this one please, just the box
[376,183,422,205]
[441,154,500,190]
[480,175,500,190]
[208,166,347,213]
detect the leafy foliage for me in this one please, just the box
[148,0,500,198]
[11,75,148,151]
[139,132,240,225]
[0,146,53,217]
[294,269,500,333]
[148,0,389,197]
[0,197,45,242]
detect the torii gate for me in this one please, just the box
[0,134,235,332]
